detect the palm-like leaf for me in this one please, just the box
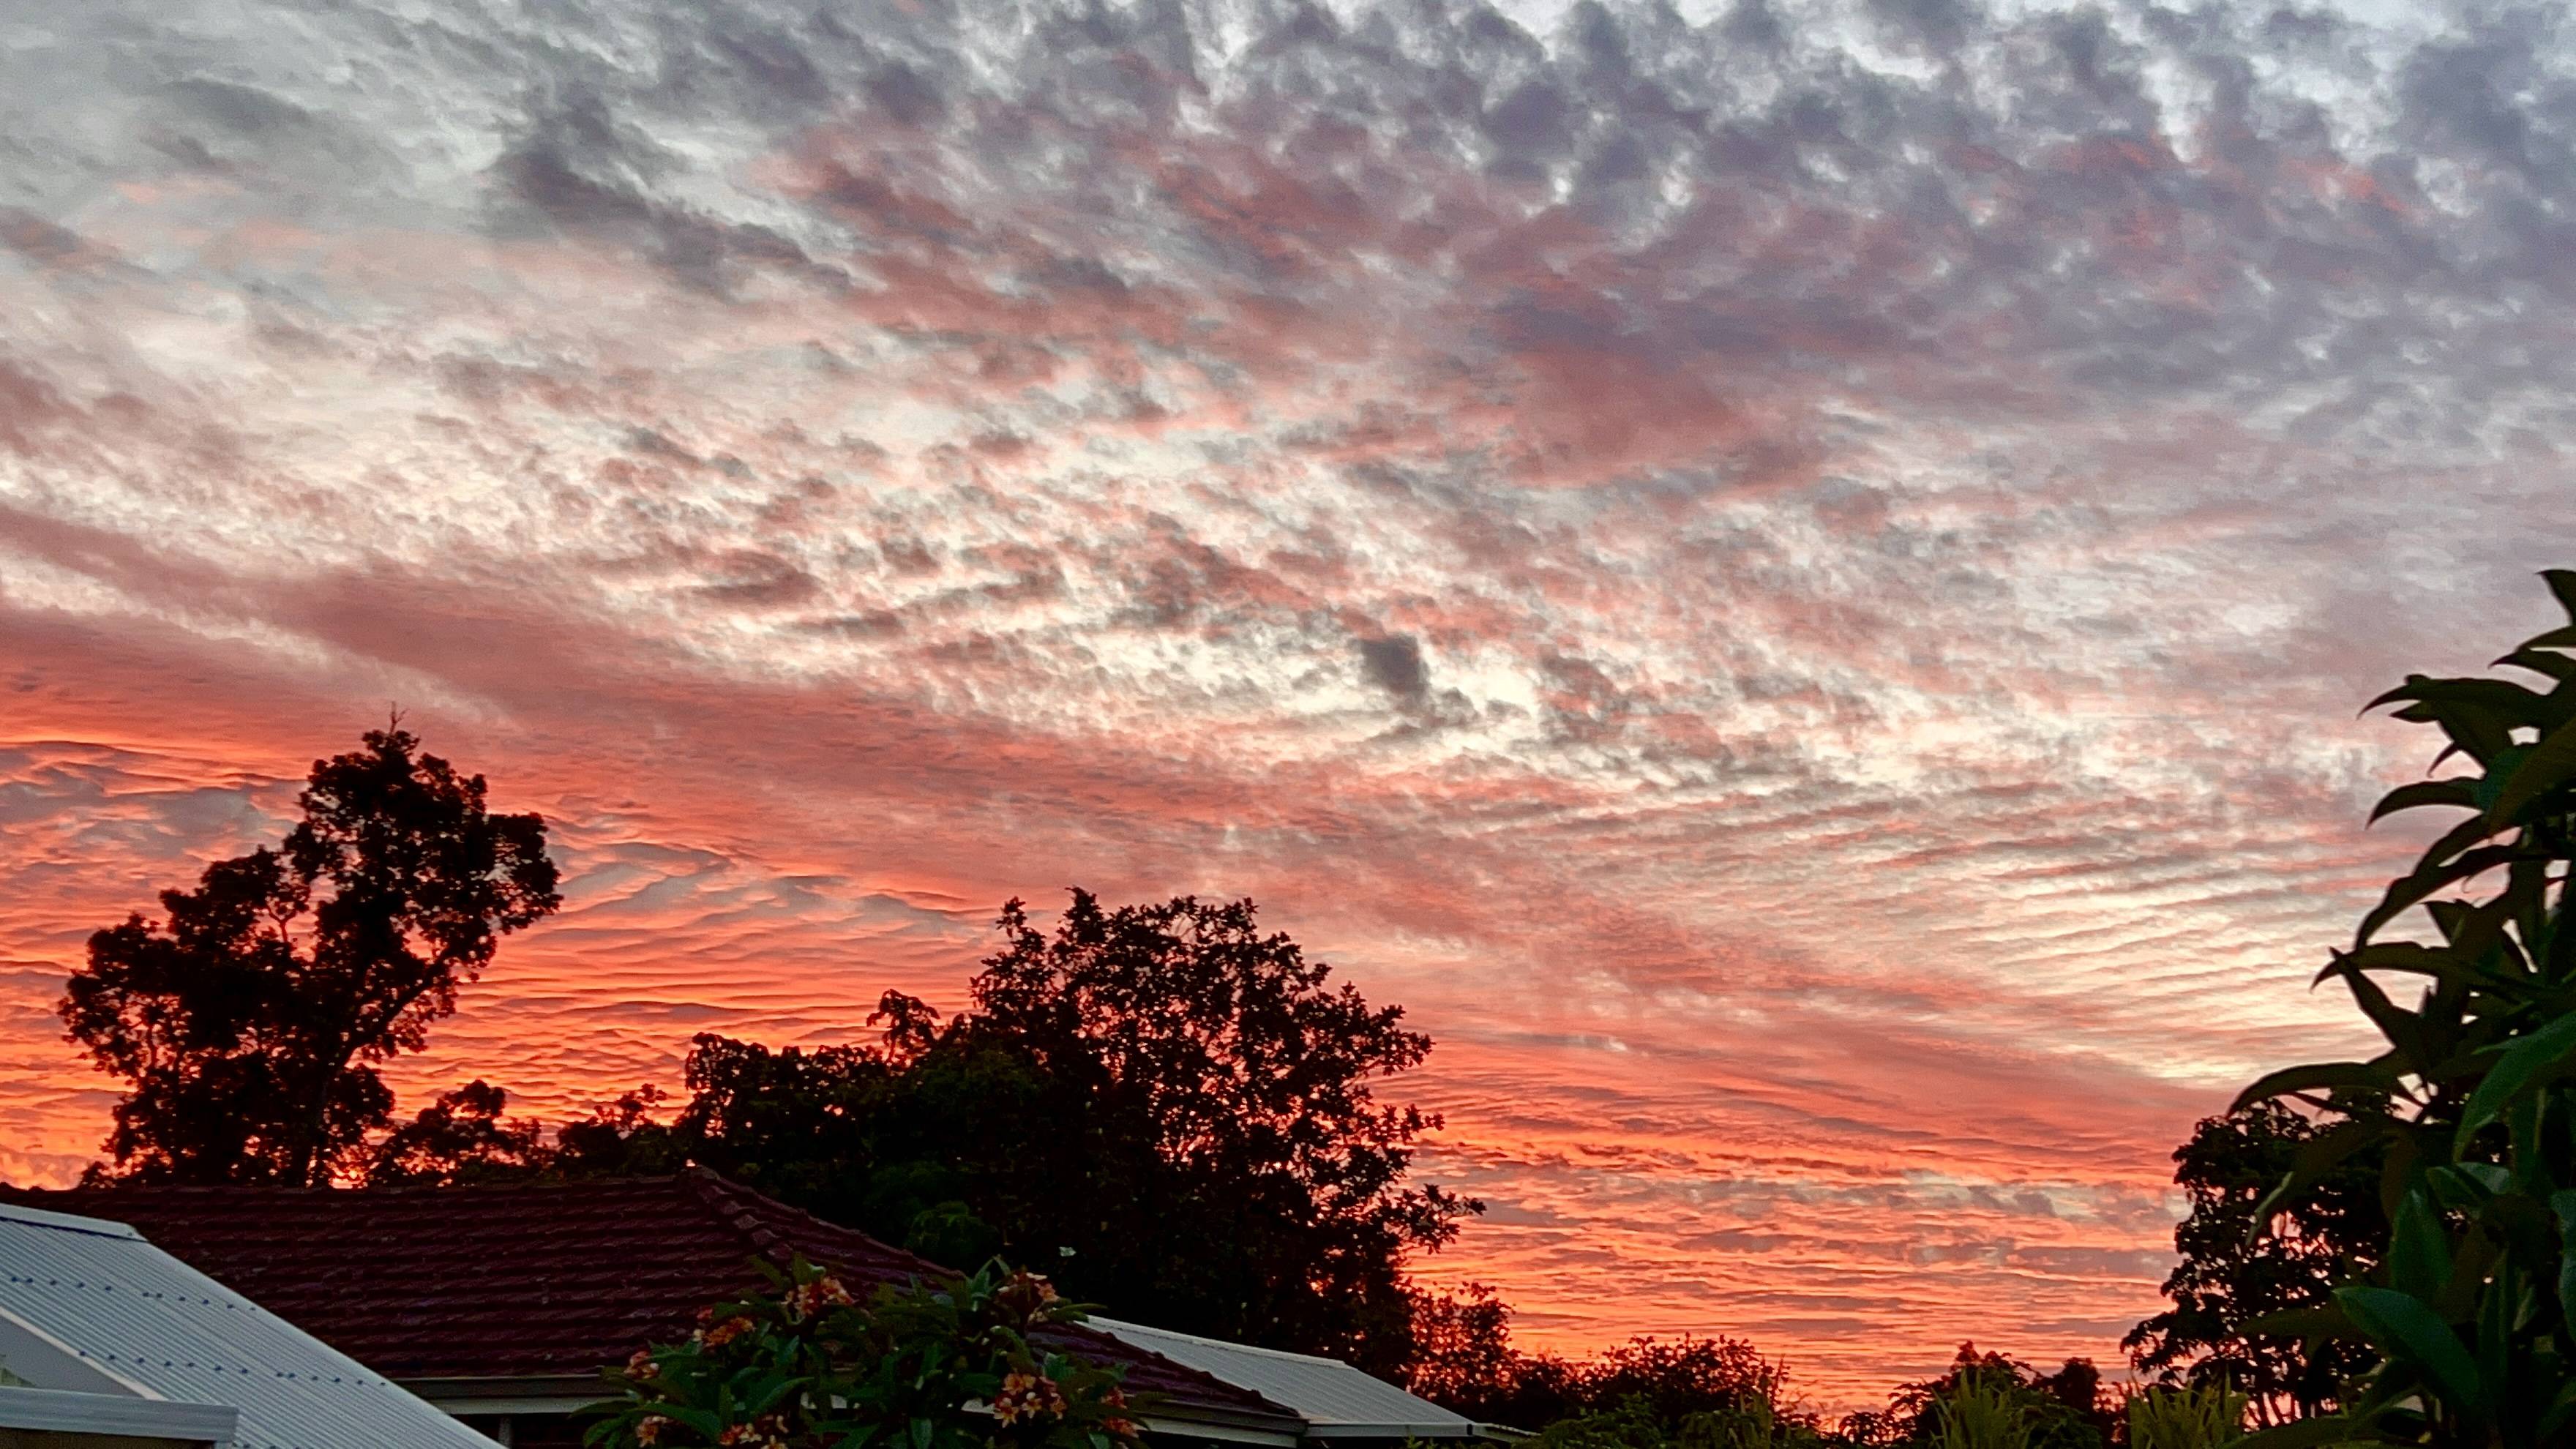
[2233,572,2576,1448]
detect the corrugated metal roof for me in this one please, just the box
[1089,1319,1479,1439]
[0,1201,500,1449]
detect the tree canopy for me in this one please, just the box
[534,891,1476,1377]
[2122,1101,2384,1424]
[61,725,560,1185]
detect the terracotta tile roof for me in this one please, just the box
[0,1172,1293,1428]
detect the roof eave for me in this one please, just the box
[0,1385,240,1443]
[1300,1425,1481,1439]
[1143,1402,1308,1433]
[398,1371,1308,1445]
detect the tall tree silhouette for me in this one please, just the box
[61,725,560,1185]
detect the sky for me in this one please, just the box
[4,0,2576,1413]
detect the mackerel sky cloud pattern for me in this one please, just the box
[4,0,2576,1408]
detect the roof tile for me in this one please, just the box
[0,1172,1289,1426]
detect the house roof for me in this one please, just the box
[0,1173,1293,1434]
[0,1199,498,1449]
[1090,1319,1483,1440]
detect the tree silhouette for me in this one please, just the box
[61,725,560,1184]
[946,889,1476,1373]
[366,1079,550,1186]
[550,890,1475,1378]
[2123,1101,2384,1425]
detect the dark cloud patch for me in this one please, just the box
[1359,634,1429,700]
[866,63,947,127]
[490,89,823,293]
[1868,0,1972,53]
[0,210,90,266]
[692,552,820,607]
[165,78,313,135]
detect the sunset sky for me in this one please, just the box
[5,0,2576,1412]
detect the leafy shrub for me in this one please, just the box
[2123,1383,2246,1449]
[1865,1348,2108,1449]
[585,1259,1142,1449]
[1528,1393,1835,1449]
[1497,1336,1835,1448]
[1923,1374,2032,1449]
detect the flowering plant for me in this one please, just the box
[585,1259,1146,1449]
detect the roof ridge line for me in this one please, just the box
[1090,1318,1360,1369]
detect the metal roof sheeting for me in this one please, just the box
[0,1202,500,1449]
[1088,1319,1484,1439]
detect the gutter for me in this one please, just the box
[0,1385,240,1445]
[404,1373,1308,1447]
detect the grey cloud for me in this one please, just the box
[1358,634,1429,700]
[38,0,2564,449]
[164,77,312,135]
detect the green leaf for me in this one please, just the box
[2389,702,2515,765]
[2545,568,2576,625]
[2428,1162,2512,1208]
[2332,962,2430,1067]
[2542,1378,2576,1442]
[2313,941,2483,991]
[2233,1060,2397,1112]
[2452,1010,2576,1151]
[2370,778,2481,824]
[2383,678,2556,717]
[2486,716,2576,830]
[2251,1118,2389,1240]
[2471,745,2532,813]
[2334,1284,2484,1412]
[2357,845,2517,948]
[668,1406,728,1437]
[2482,1261,2517,1421]
[2550,1191,2576,1335]
[2388,1190,2453,1301]
[2494,648,2576,683]
[2432,1219,2503,1324]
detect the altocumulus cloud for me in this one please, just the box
[1,0,2575,1406]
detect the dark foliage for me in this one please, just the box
[61,726,560,1185]
[552,1085,692,1178]
[585,1258,1140,1449]
[2122,1101,2385,1424]
[367,1079,550,1186]
[1407,1284,1523,1418]
[1439,1330,1832,1448]
[533,891,1474,1379]
[1399,1280,1832,1445]
[2227,570,2576,1447]
[1865,1345,2111,1449]
[1579,1338,1808,1429]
